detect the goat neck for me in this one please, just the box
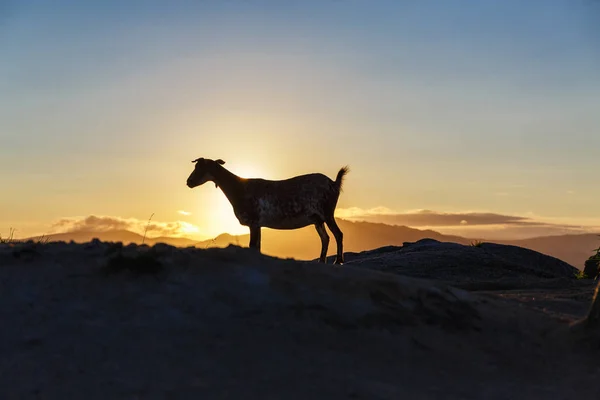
[212,164,246,207]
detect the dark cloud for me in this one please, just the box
[435,224,592,241]
[361,210,530,227]
[338,208,584,229]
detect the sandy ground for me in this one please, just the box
[1,241,599,399]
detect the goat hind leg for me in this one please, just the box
[314,222,330,263]
[325,217,344,265]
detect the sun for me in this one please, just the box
[197,162,268,237]
[211,197,248,235]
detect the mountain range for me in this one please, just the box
[32,219,600,269]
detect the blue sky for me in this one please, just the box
[1,0,599,238]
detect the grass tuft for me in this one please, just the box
[470,240,484,247]
[32,235,50,244]
[1,229,50,245]
[141,213,155,245]
[0,228,16,244]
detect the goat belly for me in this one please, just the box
[233,211,254,227]
[261,216,314,230]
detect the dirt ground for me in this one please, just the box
[476,283,596,323]
[1,241,600,399]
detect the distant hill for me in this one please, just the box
[191,221,599,268]
[33,220,599,269]
[193,220,472,260]
[502,234,600,270]
[34,229,200,248]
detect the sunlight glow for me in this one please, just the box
[192,179,252,237]
[230,164,267,179]
[212,199,248,236]
[206,163,267,235]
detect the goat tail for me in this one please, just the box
[334,166,350,193]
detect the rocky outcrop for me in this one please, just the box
[326,239,579,284]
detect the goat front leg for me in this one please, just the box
[249,226,262,252]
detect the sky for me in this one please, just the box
[1,0,600,240]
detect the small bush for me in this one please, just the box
[583,257,600,280]
[470,240,484,247]
[102,252,164,275]
[574,270,589,280]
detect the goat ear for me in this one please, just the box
[216,159,225,165]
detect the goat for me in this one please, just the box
[186,158,349,264]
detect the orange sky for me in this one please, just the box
[2,1,600,241]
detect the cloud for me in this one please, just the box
[336,208,536,227]
[335,207,599,239]
[50,215,201,238]
[433,224,593,240]
[178,210,192,216]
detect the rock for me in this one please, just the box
[341,238,579,283]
